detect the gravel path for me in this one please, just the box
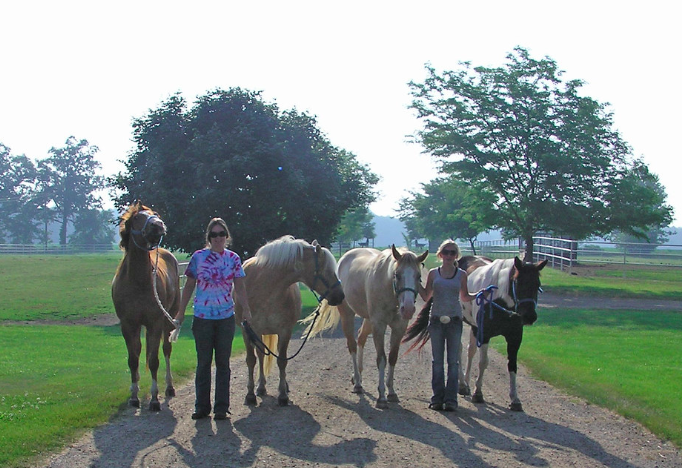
[41,295,682,468]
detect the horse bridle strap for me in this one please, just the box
[393,274,418,299]
[131,213,162,251]
[309,249,341,303]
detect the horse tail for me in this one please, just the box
[402,298,432,354]
[260,334,279,377]
[300,300,340,338]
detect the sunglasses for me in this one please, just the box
[441,249,458,256]
[209,230,227,239]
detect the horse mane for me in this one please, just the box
[489,258,515,306]
[253,235,311,269]
[118,201,149,250]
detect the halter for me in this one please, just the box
[309,248,342,304]
[393,273,419,299]
[130,213,163,251]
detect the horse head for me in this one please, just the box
[308,240,345,306]
[119,201,167,251]
[511,256,548,325]
[391,245,429,321]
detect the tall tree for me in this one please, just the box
[69,208,117,245]
[409,47,673,260]
[0,144,40,243]
[37,137,105,245]
[335,207,375,246]
[112,88,378,257]
[399,176,496,253]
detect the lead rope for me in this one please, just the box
[147,237,182,342]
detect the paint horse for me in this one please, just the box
[459,256,547,411]
[112,202,181,411]
[235,236,344,406]
[304,245,428,408]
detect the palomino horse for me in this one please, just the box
[459,256,547,411]
[234,236,344,406]
[304,245,428,408]
[112,202,181,411]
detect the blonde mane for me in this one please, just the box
[253,235,308,268]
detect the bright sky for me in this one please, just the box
[2,1,680,224]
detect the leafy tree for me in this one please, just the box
[335,208,375,245]
[399,176,496,253]
[112,88,378,257]
[37,137,105,245]
[0,144,40,243]
[69,208,117,245]
[409,47,673,261]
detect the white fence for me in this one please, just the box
[0,243,118,254]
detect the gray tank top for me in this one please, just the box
[431,267,463,319]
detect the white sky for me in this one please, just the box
[2,1,680,224]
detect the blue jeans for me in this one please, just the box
[192,315,235,414]
[429,316,463,405]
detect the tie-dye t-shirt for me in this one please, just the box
[185,248,246,319]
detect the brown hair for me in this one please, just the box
[204,218,232,247]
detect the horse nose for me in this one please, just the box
[523,311,538,325]
[327,290,345,306]
[400,301,416,321]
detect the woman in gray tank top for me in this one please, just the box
[419,239,482,411]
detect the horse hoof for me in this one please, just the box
[510,402,523,412]
[387,393,399,403]
[352,385,364,394]
[149,401,161,411]
[129,398,140,408]
[278,396,289,407]
[375,399,388,409]
[166,387,176,398]
[244,394,257,406]
[458,385,471,396]
[471,392,485,404]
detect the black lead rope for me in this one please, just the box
[241,304,322,361]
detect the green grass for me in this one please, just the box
[540,264,682,299]
[0,254,121,321]
[490,308,682,448]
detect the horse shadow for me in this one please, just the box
[231,397,378,467]
[324,393,646,468]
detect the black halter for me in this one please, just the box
[130,213,162,251]
[309,249,342,303]
[393,272,419,299]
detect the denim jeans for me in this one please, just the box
[428,316,463,405]
[192,315,235,414]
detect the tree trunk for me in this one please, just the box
[523,235,534,262]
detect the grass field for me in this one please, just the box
[0,253,681,467]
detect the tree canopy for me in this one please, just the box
[409,47,673,260]
[112,88,378,257]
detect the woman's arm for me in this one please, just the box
[175,277,196,323]
[233,276,252,322]
[419,269,435,302]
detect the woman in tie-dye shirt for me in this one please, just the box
[175,218,252,421]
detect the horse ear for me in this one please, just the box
[311,239,321,253]
[514,256,524,270]
[536,259,548,270]
[391,244,402,260]
[417,250,429,264]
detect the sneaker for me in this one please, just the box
[428,402,443,411]
[443,402,458,412]
[191,412,210,420]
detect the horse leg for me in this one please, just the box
[507,337,523,411]
[276,333,292,406]
[460,329,476,396]
[244,342,258,405]
[339,302,362,393]
[372,322,389,409]
[162,333,175,397]
[386,323,406,403]
[146,326,163,411]
[256,347,267,397]
[122,323,142,408]
[472,343,489,404]
[357,318,372,377]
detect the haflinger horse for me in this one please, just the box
[234,235,344,407]
[458,255,547,411]
[112,202,181,411]
[303,245,428,409]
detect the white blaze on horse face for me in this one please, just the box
[397,269,419,320]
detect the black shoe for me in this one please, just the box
[443,402,458,412]
[428,402,443,411]
[191,412,209,420]
[213,412,229,420]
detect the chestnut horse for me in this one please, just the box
[304,245,428,408]
[112,202,181,411]
[235,236,344,406]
